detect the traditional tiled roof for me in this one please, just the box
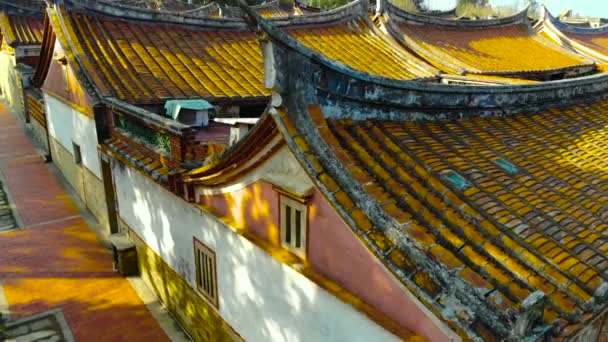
[266,0,438,81]
[315,102,608,338]
[382,3,595,78]
[251,12,608,339]
[0,0,44,55]
[0,9,44,47]
[103,137,179,183]
[49,2,268,105]
[539,8,608,64]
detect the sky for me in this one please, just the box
[424,0,608,17]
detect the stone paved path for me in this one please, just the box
[0,102,170,341]
[0,181,16,231]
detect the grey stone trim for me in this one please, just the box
[543,7,608,34]
[57,0,249,30]
[255,10,608,121]
[266,0,365,27]
[224,0,281,18]
[0,0,45,17]
[2,308,75,342]
[103,98,193,136]
[384,0,529,28]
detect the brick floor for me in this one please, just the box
[0,103,169,341]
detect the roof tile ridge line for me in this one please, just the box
[264,0,365,27]
[0,0,45,16]
[184,112,278,180]
[421,7,456,17]
[0,12,17,45]
[384,0,529,28]
[239,0,440,88]
[181,2,220,15]
[528,29,596,66]
[544,6,608,34]
[381,16,474,75]
[50,4,102,104]
[32,14,55,88]
[530,7,598,64]
[362,12,440,77]
[103,97,191,136]
[226,0,280,12]
[272,98,515,340]
[247,0,608,96]
[64,0,248,29]
[541,9,608,64]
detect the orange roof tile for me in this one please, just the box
[0,13,44,46]
[50,6,268,105]
[285,18,437,80]
[383,5,594,78]
[293,100,608,339]
[395,23,591,74]
[565,32,608,55]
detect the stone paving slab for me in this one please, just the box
[0,102,170,341]
[2,308,74,342]
[0,179,17,232]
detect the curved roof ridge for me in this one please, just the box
[179,2,221,16]
[266,0,364,27]
[420,7,456,18]
[240,0,438,80]
[384,0,529,28]
[543,6,608,34]
[223,0,295,19]
[58,0,247,29]
[252,5,608,118]
[0,0,46,16]
[225,0,280,12]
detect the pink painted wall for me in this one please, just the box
[42,54,94,114]
[200,181,281,245]
[307,189,451,342]
[201,180,452,341]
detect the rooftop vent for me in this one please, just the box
[494,158,519,175]
[164,99,214,127]
[444,171,470,191]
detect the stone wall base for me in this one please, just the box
[122,220,241,342]
[49,137,109,234]
[25,119,49,156]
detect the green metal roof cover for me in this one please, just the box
[164,99,214,120]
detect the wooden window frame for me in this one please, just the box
[279,195,308,259]
[72,141,82,165]
[193,238,219,308]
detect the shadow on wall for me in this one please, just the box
[117,164,372,342]
[0,54,22,114]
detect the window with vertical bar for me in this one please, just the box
[280,195,307,258]
[194,239,218,308]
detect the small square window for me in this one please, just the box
[194,239,218,308]
[280,195,308,258]
[72,142,82,165]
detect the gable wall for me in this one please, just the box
[113,160,399,342]
[195,147,454,341]
[41,40,94,115]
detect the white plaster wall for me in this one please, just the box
[0,52,21,113]
[44,93,101,178]
[114,163,398,342]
